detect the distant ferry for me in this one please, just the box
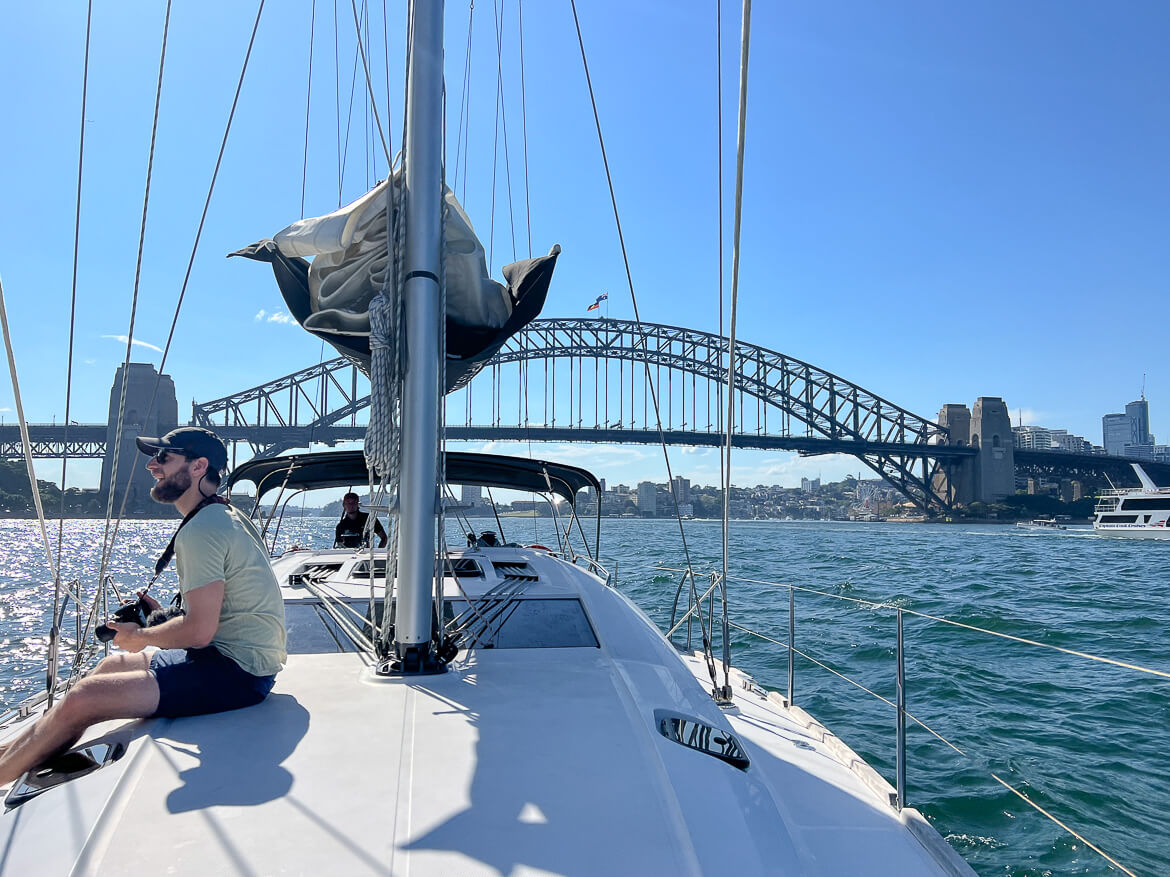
[1093,464,1170,539]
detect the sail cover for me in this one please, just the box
[231,174,558,392]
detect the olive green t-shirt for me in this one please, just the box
[174,504,286,677]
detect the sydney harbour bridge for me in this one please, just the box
[1,318,1161,512]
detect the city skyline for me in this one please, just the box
[2,3,1168,492]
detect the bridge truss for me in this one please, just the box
[192,358,369,458]
[191,318,958,510]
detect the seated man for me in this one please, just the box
[334,492,388,549]
[0,427,286,786]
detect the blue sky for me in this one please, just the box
[1,1,1167,491]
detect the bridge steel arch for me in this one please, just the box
[475,318,953,510]
[192,318,957,510]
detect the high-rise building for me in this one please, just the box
[1102,413,1129,456]
[671,475,690,504]
[1104,399,1156,457]
[636,481,657,517]
[1126,399,1151,445]
[800,477,820,493]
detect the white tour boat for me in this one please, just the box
[1093,463,1170,539]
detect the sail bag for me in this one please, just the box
[231,173,558,392]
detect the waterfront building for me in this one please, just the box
[1013,425,1052,450]
[671,475,690,504]
[1013,425,1092,453]
[1102,413,1131,456]
[1103,399,1156,457]
[636,481,657,517]
[1126,399,1151,445]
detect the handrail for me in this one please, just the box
[692,569,1144,877]
[654,565,1170,681]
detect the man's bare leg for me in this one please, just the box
[0,653,152,762]
[0,668,160,786]
[88,652,152,676]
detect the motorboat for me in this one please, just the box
[1015,518,1067,531]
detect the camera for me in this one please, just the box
[95,596,185,643]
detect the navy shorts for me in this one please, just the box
[148,645,276,719]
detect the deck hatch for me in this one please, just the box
[445,557,484,578]
[444,597,598,648]
[351,558,387,579]
[655,710,750,771]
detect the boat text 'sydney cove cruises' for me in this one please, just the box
[0,2,977,874]
[1093,463,1170,539]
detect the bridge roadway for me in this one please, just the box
[0,422,976,460]
[5,422,1170,488]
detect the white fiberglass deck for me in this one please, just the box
[0,548,972,875]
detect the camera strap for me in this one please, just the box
[147,494,230,591]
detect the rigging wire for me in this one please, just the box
[102,0,268,570]
[97,0,174,588]
[46,0,97,704]
[720,0,752,695]
[301,0,317,218]
[516,0,532,255]
[485,0,520,268]
[338,0,366,199]
[334,0,343,205]
[0,279,67,595]
[348,0,392,165]
[453,1,476,202]
[383,0,392,159]
[568,0,716,689]
[714,0,725,551]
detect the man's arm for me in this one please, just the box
[110,580,224,652]
[374,517,388,548]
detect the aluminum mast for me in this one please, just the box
[393,0,444,672]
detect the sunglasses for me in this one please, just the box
[151,449,193,465]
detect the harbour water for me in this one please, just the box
[0,516,1165,876]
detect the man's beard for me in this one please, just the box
[151,467,192,503]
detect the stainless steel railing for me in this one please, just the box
[701,570,1164,877]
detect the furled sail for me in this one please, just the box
[231,173,559,392]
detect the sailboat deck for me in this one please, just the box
[0,549,971,875]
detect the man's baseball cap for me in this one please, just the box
[135,427,228,472]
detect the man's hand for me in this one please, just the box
[109,622,147,652]
[136,591,162,613]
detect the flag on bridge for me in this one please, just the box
[587,292,608,312]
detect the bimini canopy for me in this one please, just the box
[229,173,559,393]
[226,450,600,509]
